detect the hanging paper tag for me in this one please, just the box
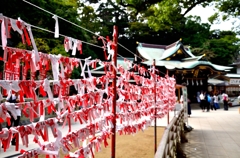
[12,65,20,80]
[4,63,12,80]
[53,84,60,96]
[52,15,59,38]
[39,66,47,80]
[22,65,28,80]
[31,72,35,81]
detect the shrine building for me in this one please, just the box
[136,39,233,102]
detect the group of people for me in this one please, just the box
[198,91,229,112]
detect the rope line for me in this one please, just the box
[22,0,144,60]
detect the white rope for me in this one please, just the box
[22,0,144,60]
[29,24,103,49]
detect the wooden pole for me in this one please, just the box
[153,59,157,154]
[111,25,118,158]
[166,70,170,124]
[178,88,181,102]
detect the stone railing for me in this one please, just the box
[154,108,185,158]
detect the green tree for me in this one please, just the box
[208,0,240,30]
[1,0,98,58]
[192,30,240,65]
[180,16,211,48]
[115,0,214,31]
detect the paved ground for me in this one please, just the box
[182,105,240,158]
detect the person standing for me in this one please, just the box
[199,91,206,112]
[238,94,240,105]
[222,91,229,111]
[213,93,220,109]
[210,93,216,110]
[197,91,201,103]
[188,97,192,117]
[206,93,211,112]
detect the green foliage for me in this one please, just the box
[49,41,69,57]
[191,30,240,65]
[216,0,240,17]
[2,0,239,67]
[148,0,182,31]
[1,0,98,58]
[116,0,214,32]
[181,16,211,48]
[71,67,81,79]
[208,0,240,31]
[208,13,219,24]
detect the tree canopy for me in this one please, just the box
[209,0,240,31]
[1,0,98,59]
[1,0,240,67]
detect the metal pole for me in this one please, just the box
[111,25,118,158]
[153,59,157,154]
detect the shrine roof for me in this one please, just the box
[142,60,232,71]
[137,40,233,71]
[137,40,195,60]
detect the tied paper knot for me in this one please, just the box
[1,15,7,50]
[72,39,82,55]
[43,78,53,100]
[62,113,72,133]
[68,132,80,148]
[24,23,40,64]
[5,102,18,120]
[18,125,30,147]
[10,127,20,151]
[23,102,39,122]
[105,115,114,129]
[19,149,39,158]
[98,36,108,60]
[52,15,59,38]
[45,99,56,115]
[60,137,73,153]
[64,37,73,52]
[34,122,48,142]
[38,100,45,121]
[45,119,58,138]
[1,128,12,152]
[107,41,115,60]
[0,103,11,126]
[81,57,92,79]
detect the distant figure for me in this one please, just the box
[222,91,229,111]
[210,93,216,110]
[238,94,240,105]
[206,93,211,112]
[188,97,191,117]
[213,93,220,109]
[199,91,206,112]
[196,91,201,103]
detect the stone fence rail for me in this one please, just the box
[154,108,185,158]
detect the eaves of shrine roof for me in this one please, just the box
[225,73,240,78]
[142,60,233,71]
[137,40,196,60]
